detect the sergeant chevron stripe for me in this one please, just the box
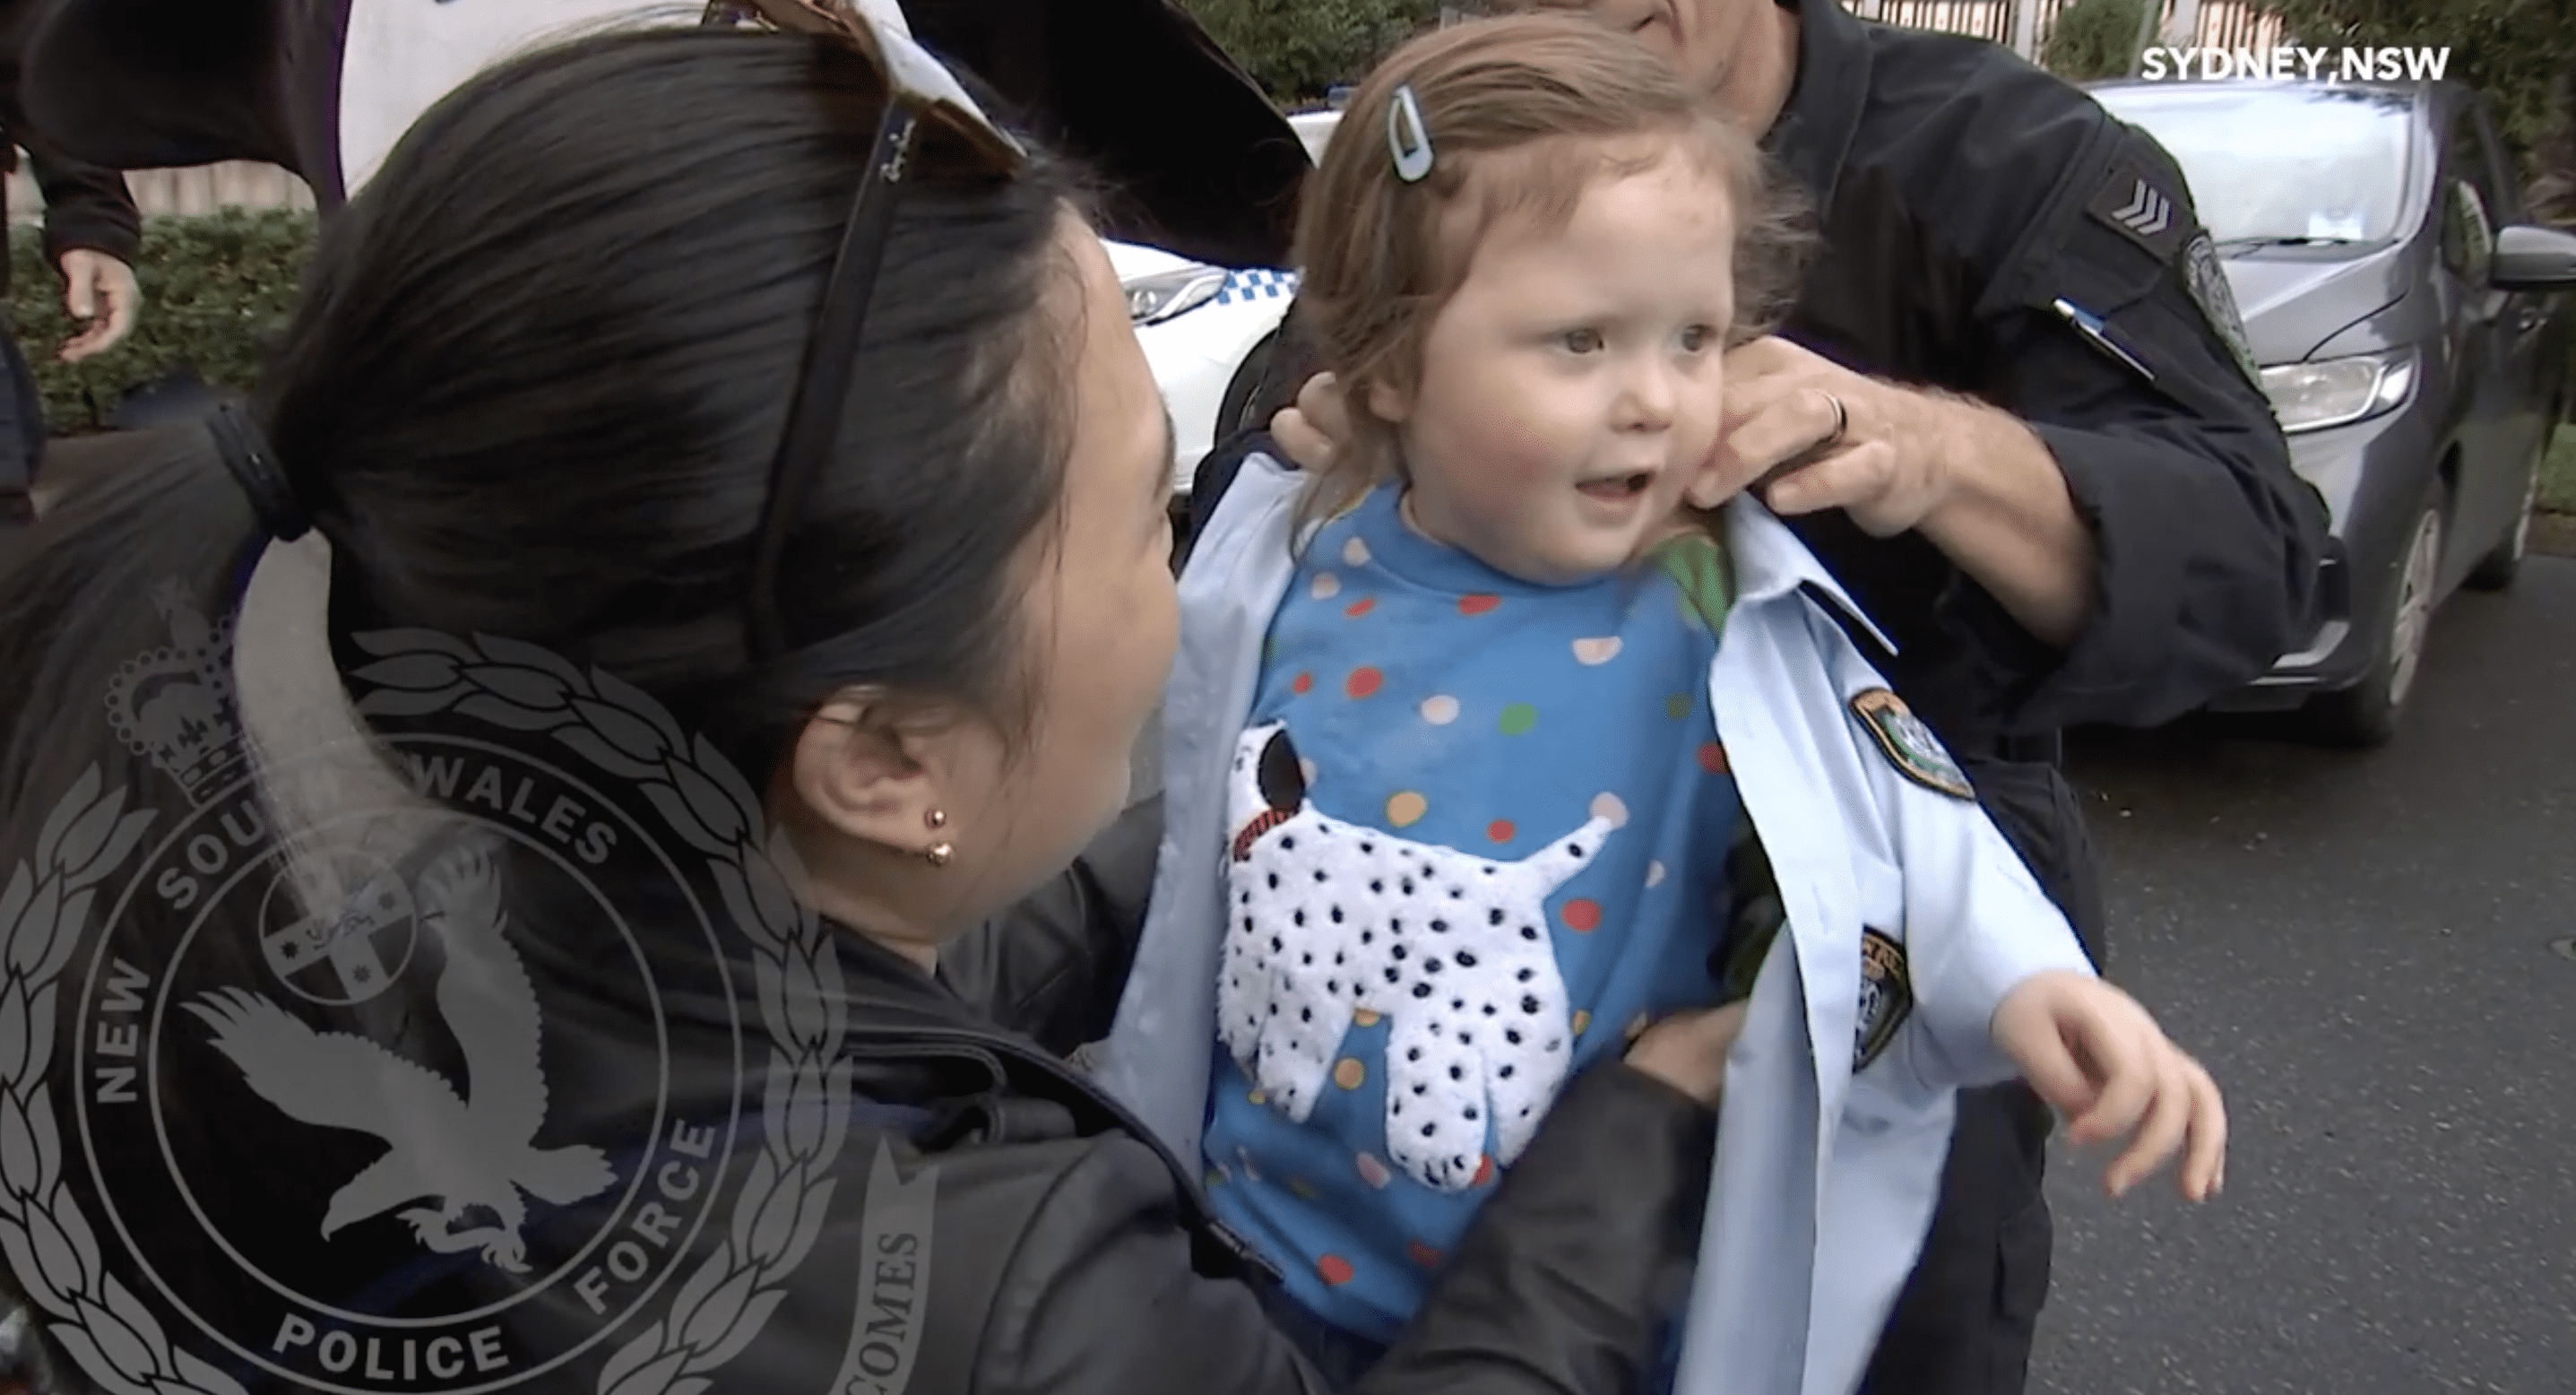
[2108,178,2171,236]
[2088,160,2187,258]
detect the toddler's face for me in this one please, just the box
[1374,152,1736,585]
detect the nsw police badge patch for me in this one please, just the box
[1856,930,1912,1070]
[2183,230,2263,388]
[1851,688,1973,801]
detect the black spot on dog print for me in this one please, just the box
[1258,726,1306,812]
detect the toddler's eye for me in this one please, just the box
[1679,325,1716,352]
[1561,328,1605,354]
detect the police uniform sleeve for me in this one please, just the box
[1950,121,2331,733]
[973,1062,1716,1395]
[1820,628,2096,1094]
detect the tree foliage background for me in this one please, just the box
[2261,0,2574,194]
[1177,0,1443,103]
[2043,0,2152,80]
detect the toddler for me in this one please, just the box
[1096,15,2226,1394]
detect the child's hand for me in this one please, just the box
[1623,1002,1751,1107]
[1992,971,2226,1201]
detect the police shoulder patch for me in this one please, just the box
[1856,929,1913,1070]
[1850,687,1972,801]
[2182,229,2264,388]
[2086,158,2188,262]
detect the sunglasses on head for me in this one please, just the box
[705,0,1029,659]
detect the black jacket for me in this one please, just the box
[1195,0,2335,950]
[30,797,1715,1395]
[0,0,140,301]
[20,0,1308,267]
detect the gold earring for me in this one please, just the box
[925,809,948,829]
[922,841,954,868]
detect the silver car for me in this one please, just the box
[2093,77,2576,746]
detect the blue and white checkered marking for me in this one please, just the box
[1215,268,1302,306]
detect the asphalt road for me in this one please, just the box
[2031,558,2576,1394]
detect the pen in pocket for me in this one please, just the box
[2051,298,2157,382]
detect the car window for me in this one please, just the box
[2467,102,2525,224]
[2442,112,2498,280]
[2094,85,2413,245]
[2442,178,2495,280]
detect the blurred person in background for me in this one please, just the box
[0,0,142,527]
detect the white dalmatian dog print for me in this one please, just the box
[1217,721,1618,1191]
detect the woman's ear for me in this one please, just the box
[785,692,958,860]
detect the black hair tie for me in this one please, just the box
[208,399,313,542]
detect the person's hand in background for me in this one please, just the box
[1266,370,1348,473]
[56,248,140,363]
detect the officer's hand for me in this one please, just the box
[1266,371,1350,473]
[1621,1001,1750,1108]
[1700,336,1954,536]
[57,249,142,364]
[1993,970,2226,1201]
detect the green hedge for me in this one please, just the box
[10,207,316,433]
[2042,0,2148,82]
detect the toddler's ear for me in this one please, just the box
[1366,377,1412,425]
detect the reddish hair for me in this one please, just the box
[1289,12,1811,526]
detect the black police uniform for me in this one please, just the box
[1190,2,2332,1391]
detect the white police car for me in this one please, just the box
[1111,109,1341,495]
[1108,240,1301,495]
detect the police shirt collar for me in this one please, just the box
[1723,494,1901,656]
[1763,0,1872,224]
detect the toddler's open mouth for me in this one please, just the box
[1577,471,1656,501]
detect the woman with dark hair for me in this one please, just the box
[0,11,1736,1395]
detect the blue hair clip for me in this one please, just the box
[1387,84,1434,183]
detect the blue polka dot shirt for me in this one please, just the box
[1200,482,1743,1341]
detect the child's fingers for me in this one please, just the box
[2177,1055,2228,1201]
[2103,1050,2193,1196]
[2008,1016,2096,1118]
[2063,1013,2156,1146]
